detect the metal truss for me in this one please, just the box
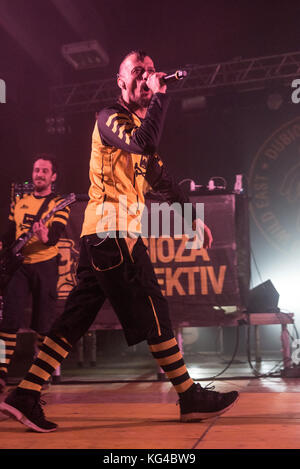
[50,51,300,113]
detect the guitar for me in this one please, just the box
[0,193,76,291]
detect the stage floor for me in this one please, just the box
[1,353,300,450]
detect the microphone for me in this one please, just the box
[163,70,188,83]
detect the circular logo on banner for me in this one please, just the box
[249,116,300,254]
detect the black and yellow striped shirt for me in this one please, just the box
[81,92,196,237]
[8,193,70,264]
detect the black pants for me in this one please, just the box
[0,257,59,334]
[50,235,174,346]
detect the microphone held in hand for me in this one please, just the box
[162,70,188,83]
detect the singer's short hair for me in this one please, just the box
[118,50,148,77]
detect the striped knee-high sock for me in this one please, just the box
[18,335,72,393]
[148,337,194,394]
[0,332,17,381]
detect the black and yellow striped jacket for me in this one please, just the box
[81,92,196,237]
[6,193,70,264]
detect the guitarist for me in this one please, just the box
[0,154,70,393]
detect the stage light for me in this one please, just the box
[61,40,109,70]
[55,117,66,135]
[45,116,68,135]
[45,117,55,135]
[270,267,300,314]
[45,117,55,126]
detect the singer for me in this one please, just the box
[0,50,238,432]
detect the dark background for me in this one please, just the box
[1,0,300,350]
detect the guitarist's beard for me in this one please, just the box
[34,185,46,193]
[34,180,50,193]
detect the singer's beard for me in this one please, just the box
[136,93,153,108]
[138,96,152,108]
[126,95,152,113]
[136,85,152,108]
[122,87,153,113]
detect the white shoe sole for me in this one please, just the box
[180,396,239,422]
[0,402,57,433]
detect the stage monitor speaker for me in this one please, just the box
[247,280,279,313]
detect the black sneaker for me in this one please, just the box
[0,377,6,394]
[0,388,57,432]
[179,383,239,422]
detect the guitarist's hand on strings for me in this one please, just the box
[32,221,49,244]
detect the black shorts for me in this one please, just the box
[50,235,174,346]
[0,257,59,334]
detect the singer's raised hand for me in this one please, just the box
[146,72,167,94]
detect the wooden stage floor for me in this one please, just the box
[1,368,300,450]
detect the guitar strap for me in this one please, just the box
[33,192,57,224]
